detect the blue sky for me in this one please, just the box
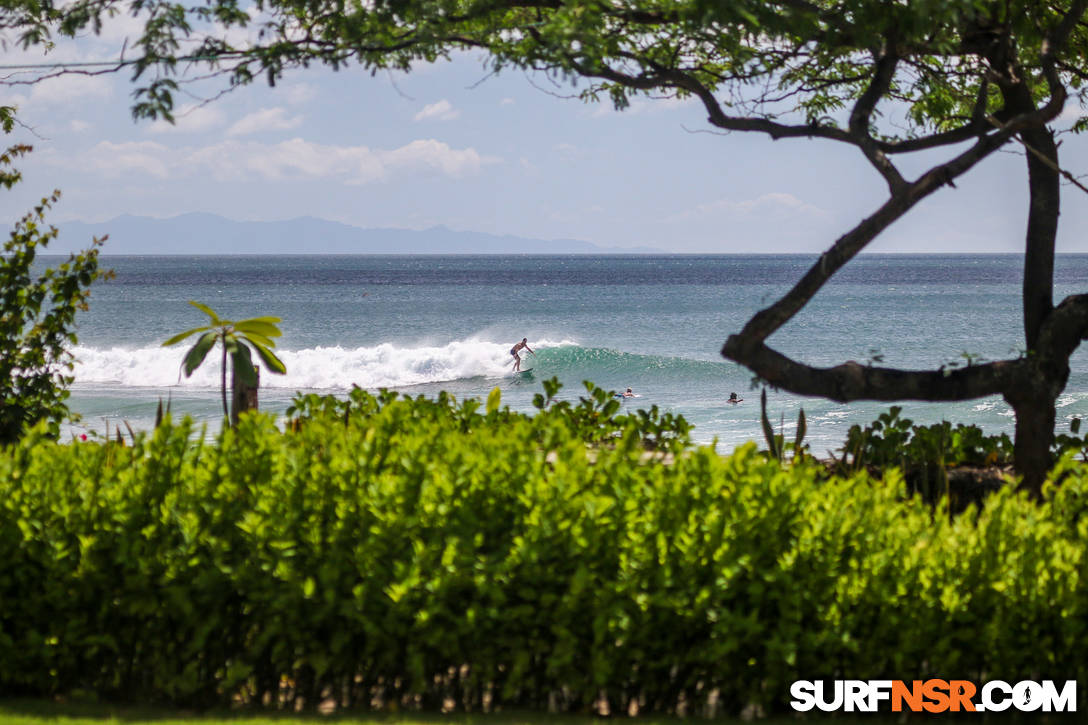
[4,15,1087,253]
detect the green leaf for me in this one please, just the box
[761,388,780,460]
[794,408,807,460]
[182,331,218,377]
[233,320,282,339]
[188,300,221,324]
[238,331,277,350]
[248,339,287,375]
[486,386,501,414]
[162,325,211,347]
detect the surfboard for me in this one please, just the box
[515,368,534,374]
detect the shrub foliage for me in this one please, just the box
[0,130,108,444]
[1,385,1086,714]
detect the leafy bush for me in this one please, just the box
[1054,416,1088,461]
[831,407,1019,504]
[288,377,692,453]
[758,388,807,463]
[1,389,1086,715]
[0,135,108,443]
[837,407,1014,473]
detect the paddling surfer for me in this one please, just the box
[510,338,535,372]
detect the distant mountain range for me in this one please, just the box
[52,213,661,255]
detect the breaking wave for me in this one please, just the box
[71,338,578,390]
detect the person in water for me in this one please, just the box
[622,388,635,398]
[510,338,535,372]
[728,392,743,404]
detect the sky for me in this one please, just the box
[4,11,1088,253]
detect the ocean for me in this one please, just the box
[53,254,1088,452]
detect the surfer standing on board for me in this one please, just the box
[510,338,535,372]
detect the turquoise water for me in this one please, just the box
[57,254,1088,451]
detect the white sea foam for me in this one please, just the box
[71,338,577,390]
[1056,393,1081,409]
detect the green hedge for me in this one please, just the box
[0,386,1086,715]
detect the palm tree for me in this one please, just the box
[163,301,286,423]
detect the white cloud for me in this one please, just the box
[500,98,515,106]
[60,141,174,178]
[374,139,491,181]
[69,120,91,132]
[19,74,112,110]
[551,143,581,161]
[1058,101,1087,123]
[148,103,226,134]
[667,193,828,222]
[590,94,696,118]
[212,137,498,184]
[5,92,29,110]
[208,138,362,181]
[283,84,318,106]
[91,10,152,44]
[413,99,460,122]
[226,107,303,136]
[53,137,498,185]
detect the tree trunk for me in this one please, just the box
[231,364,259,427]
[1006,386,1057,497]
[1021,125,1059,350]
[220,344,230,421]
[1012,125,1062,494]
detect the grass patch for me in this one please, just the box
[1,698,1077,724]
[0,700,753,725]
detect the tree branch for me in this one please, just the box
[991,113,1088,195]
[573,56,863,146]
[723,342,1021,403]
[877,79,998,153]
[848,43,906,192]
[1037,293,1088,360]
[726,112,1045,351]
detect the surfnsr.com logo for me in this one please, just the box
[790,680,1077,713]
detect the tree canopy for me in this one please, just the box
[7,1,1085,129]
[7,0,1088,489]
